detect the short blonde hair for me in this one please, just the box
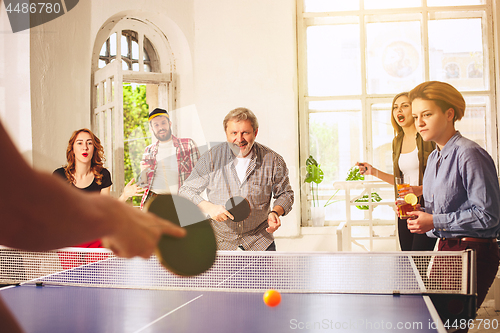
[223,107,259,131]
[409,81,465,122]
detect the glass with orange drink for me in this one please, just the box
[395,176,417,219]
[395,176,410,196]
[396,193,418,219]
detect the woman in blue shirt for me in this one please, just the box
[407,81,500,311]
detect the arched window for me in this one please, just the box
[445,62,460,79]
[468,62,483,78]
[91,17,174,200]
[98,30,159,72]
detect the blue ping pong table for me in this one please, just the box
[0,251,460,332]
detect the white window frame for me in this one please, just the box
[297,0,498,226]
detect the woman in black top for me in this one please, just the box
[53,128,141,247]
[53,129,112,193]
[54,128,141,198]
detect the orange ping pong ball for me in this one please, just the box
[263,289,281,307]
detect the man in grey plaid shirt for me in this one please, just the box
[179,108,294,251]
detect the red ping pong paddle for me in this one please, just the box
[145,194,217,276]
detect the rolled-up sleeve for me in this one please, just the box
[178,153,210,206]
[271,154,294,216]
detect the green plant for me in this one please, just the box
[347,167,382,209]
[345,166,364,181]
[324,166,382,209]
[354,192,382,210]
[304,155,324,207]
[123,84,151,206]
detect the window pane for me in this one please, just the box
[121,35,129,57]
[366,20,423,94]
[103,80,107,104]
[144,37,152,61]
[371,102,394,174]
[110,77,114,102]
[428,18,486,90]
[98,59,106,69]
[132,63,139,71]
[100,43,107,56]
[94,113,100,136]
[304,0,358,12]
[122,60,129,71]
[94,85,99,107]
[132,41,139,60]
[307,25,361,96]
[103,110,108,151]
[110,107,115,172]
[364,0,420,9]
[428,0,485,6]
[309,100,362,183]
[455,96,488,149]
[111,107,115,144]
[109,33,116,57]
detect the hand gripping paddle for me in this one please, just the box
[145,194,217,276]
[225,196,251,222]
[219,153,251,222]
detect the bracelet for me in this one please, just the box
[270,210,280,217]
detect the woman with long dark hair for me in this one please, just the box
[53,128,141,247]
[54,128,110,193]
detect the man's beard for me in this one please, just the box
[154,129,172,141]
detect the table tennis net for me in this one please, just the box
[0,248,473,295]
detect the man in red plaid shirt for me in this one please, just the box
[139,108,200,209]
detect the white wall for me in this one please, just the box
[0,4,32,165]
[193,0,300,237]
[29,0,92,171]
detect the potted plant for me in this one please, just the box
[304,155,325,226]
[305,157,383,226]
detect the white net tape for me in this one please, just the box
[0,248,470,295]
